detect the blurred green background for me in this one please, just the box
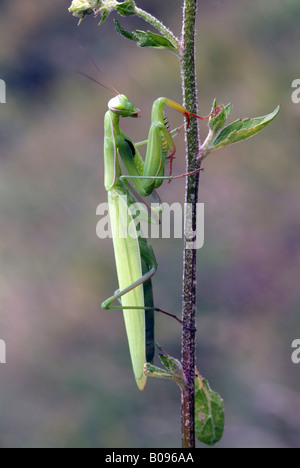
[1,0,300,448]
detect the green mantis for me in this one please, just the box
[99,82,206,390]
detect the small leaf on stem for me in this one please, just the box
[208,103,228,132]
[116,0,136,16]
[211,105,280,151]
[144,351,187,389]
[195,368,225,446]
[114,20,178,53]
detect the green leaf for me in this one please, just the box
[144,351,186,389]
[211,105,280,150]
[208,100,232,132]
[209,104,226,132]
[114,19,135,40]
[158,354,184,380]
[114,19,177,53]
[144,363,174,380]
[98,8,110,25]
[225,103,232,119]
[195,369,225,446]
[116,0,136,16]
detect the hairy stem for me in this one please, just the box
[180,0,200,449]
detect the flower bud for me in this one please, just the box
[68,0,101,19]
[208,103,227,132]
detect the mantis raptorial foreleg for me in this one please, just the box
[135,124,183,148]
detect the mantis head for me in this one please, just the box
[108,94,140,118]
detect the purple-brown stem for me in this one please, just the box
[180,0,201,449]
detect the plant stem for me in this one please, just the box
[180,0,200,449]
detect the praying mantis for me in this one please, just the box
[97,77,209,390]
